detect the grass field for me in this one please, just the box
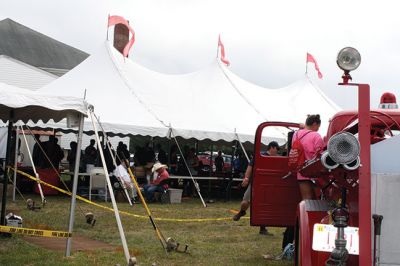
[0,193,293,266]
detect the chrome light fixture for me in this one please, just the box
[337,47,361,71]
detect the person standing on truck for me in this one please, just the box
[232,141,280,235]
[292,114,324,200]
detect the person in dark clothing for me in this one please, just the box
[67,141,80,171]
[32,134,44,168]
[116,141,130,161]
[155,144,167,164]
[169,144,178,174]
[143,142,155,164]
[134,145,146,166]
[84,139,97,171]
[102,143,115,173]
[214,150,224,172]
[42,135,64,169]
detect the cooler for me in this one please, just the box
[34,169,60,195]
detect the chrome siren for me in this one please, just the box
[343,156,361,171]
[327,132,360,164]
[321,151,340,170]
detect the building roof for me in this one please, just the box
[0,18,89,76]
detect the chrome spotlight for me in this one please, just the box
[337,47,361,72]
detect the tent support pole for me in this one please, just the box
[1,111,14,225]
[234,129,250,163]
[20,125,45,204]
[65,114,84,257]
[88,111,133,264]
[167,127,172,169]
[171,133,207,207]
[12,129,19,202]
[91,113,132,205]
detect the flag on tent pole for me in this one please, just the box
[108,15,135,57]
[218,35,230,66]
[306,53,323,79]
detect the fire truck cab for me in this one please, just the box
[250,91,400,264]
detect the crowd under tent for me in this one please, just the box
[38,41,340,147]
[0,82,136,263]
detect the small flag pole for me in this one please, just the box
[106,14,110,41]
[216,35,220,59]
[305,52,308,75]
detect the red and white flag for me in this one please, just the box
[218,35,230,66]
[108,15,135,57]
[306,53,323,79]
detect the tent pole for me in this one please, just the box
[20,125,45,204]
[12,129,19,202]
[91,113,132,205]
[65,114,84,257]
[208,144,213,200]
[89,111,132,264]
[1,110,14,225]
[234,129,250,163]
[305,52,308,75]
[171,133,207,207]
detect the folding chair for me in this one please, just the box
[89,167,108,202]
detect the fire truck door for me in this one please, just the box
[250,122,302,227]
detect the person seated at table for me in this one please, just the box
[143,162,169,202]
[113,158,137,202]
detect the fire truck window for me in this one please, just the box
[260,126,295,157]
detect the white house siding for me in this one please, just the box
[0,55,57,90]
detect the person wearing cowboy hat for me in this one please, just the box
[143,162,169,202]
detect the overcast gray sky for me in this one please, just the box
[1,0,399,110]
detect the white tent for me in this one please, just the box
[0,81,92,258]
[39,41,340,142]
[0,82,87,123]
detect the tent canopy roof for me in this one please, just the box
[39,41,340,142]
[0,82,88,123]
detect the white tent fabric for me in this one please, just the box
[39,41,340,142]
[220,70,341,135]
[0,82,88,123]
[39,42,169,138]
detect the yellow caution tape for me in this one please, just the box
[0,225,71,238]
[13,168,249,222]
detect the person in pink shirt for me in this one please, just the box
[292,114,324,200]
[143,162,169,202]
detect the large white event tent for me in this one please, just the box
[0,82,91,256]
[0,82,134,262]
[39,41,340,143]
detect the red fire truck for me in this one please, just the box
[251,48,400,265]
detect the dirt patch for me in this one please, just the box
[24,235,115,251]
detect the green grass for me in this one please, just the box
[1,194,293,266]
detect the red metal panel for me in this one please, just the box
[251,122,301,226]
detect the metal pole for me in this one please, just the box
[358,84,372,265]
[89,111,132,264]
[65,114,84,257]
[305,52,308,75]
[1,110,14,225]
[20,126,45,204]
[92,113,132,205]
[171,133,207,207]
[12,129,19,202]
[234,130,250,163]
